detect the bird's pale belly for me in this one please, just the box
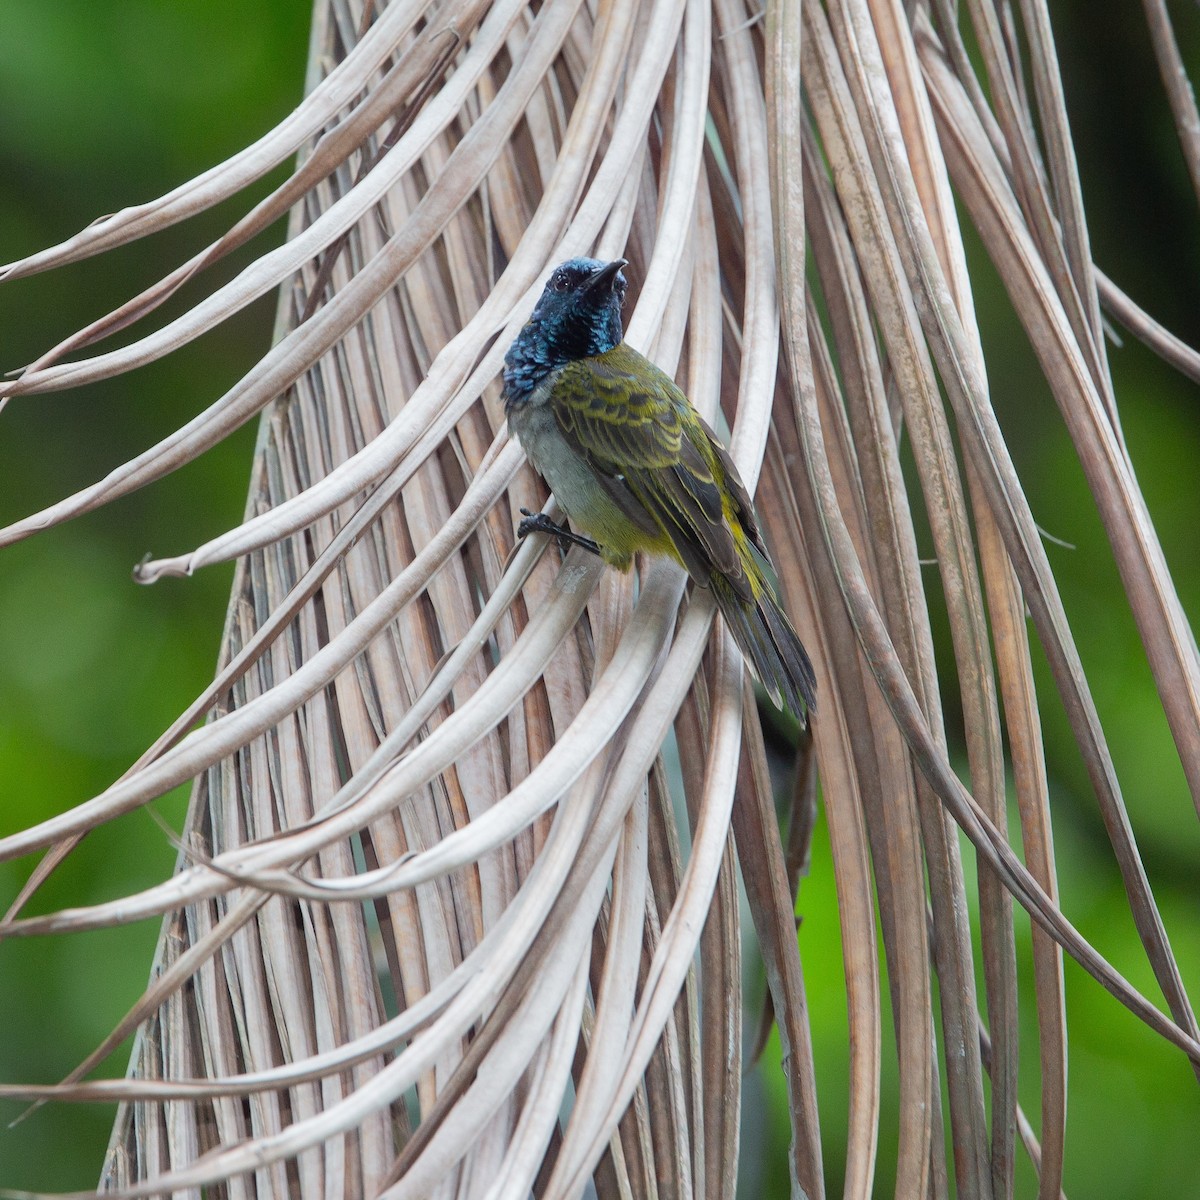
[508,395,675,570]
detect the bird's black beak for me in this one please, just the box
[584,258,628,294]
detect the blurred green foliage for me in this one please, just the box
[0,2,1197,1195]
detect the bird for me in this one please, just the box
[503,255,816,720]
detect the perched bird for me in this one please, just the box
[503,256,816,719]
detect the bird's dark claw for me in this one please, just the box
[517,508,602,556]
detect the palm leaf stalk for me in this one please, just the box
[1,0,1198,1196]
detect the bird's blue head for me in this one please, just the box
[503,257,628,406]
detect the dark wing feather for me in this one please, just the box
[550,346,754,592]
[693,413,770,561]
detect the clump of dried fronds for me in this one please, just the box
[1,0,1198,1197]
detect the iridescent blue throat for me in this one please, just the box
[502,260,626,407]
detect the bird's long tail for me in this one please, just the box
[710,572,816,721]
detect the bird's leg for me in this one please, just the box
[517,508,602,556]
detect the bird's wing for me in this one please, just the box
[552,348,764,595]
[690,410,771,561]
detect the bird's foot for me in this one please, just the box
[517,508,602,557]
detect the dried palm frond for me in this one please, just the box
[1,0,1198,1197]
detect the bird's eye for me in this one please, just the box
[549,272,568,292]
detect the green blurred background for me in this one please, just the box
[0,1,1197,1194]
